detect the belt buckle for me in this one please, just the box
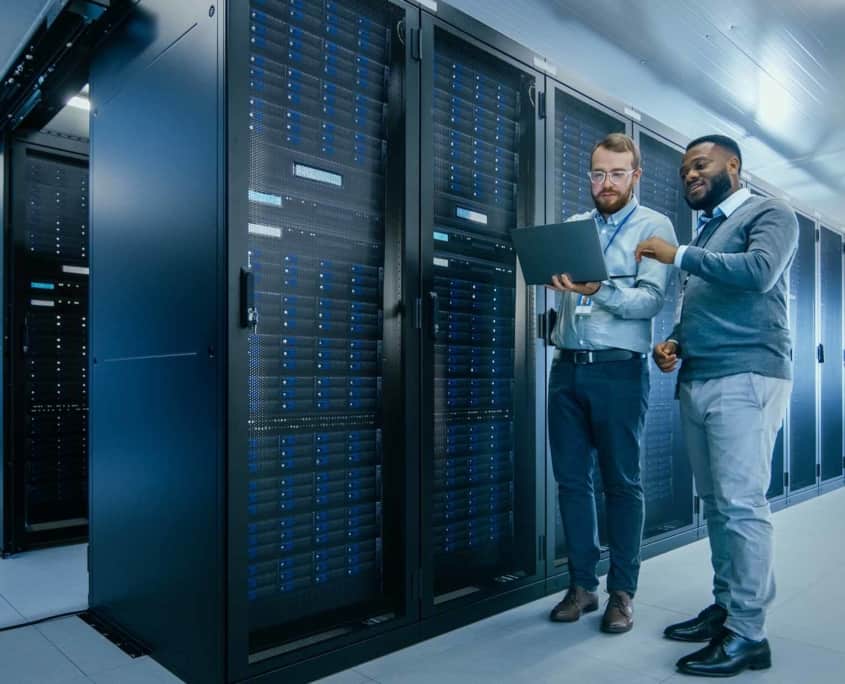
[574,350,593,365]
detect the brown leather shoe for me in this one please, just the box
[601,591,634,634]
[549,586,599,622]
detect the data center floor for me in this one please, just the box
[1,488,843,683]
[0,542,87,629]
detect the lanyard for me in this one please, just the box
[600,205,637,255]
[693,211,724,249]
[575,206,636,310]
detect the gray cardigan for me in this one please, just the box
[670,195,799,382]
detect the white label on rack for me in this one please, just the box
[294,163,343,187]
[433,231,449,242]
[31,299,55,307]
[434,257,449,268]
[248,190,283,207]
[414,0,438,11]
[248,223,282,238]
[532,56,558,76]
[456,206,488,225]
[624,106,642,121]
[62,265,89,275]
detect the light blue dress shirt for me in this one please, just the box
[551,196,678,354]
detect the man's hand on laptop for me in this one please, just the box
[548,273,601,296]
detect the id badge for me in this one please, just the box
[673,291,684,326]
[575,295,593,316]
[673,275,688,326]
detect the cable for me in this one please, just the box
[0,609,86,634]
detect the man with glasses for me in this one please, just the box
[547,133,677,633]
[636,135,797,676]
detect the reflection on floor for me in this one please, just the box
[1,489,844,683]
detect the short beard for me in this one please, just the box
[687,169,732,212]
[592,187,632,215]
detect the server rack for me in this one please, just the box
[745,183,787,501]
[238,0,420,670]
[3,133,89,553]
[633,126,695,543]
[542,83,627,577]
[788,213,818,498]
[819,226,843,486]
[418,9,545,617]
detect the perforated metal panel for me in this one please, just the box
[429,28,533,599]
[789,214,817,492]
[245,0,400,645]
[8,143,89,548]
[637,132,693,537]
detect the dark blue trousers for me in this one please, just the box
[547,356,649,595]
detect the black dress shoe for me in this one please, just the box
[664,604,727,642]
[676,629,771,677]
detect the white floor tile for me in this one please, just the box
[37,616,134,675]
[559,601,705,681]
[313,668,375,684]
[0,593,25,628]
[0,544,88,620]
[87,656,185,683]
[0,624,87,684]
[766,566,845,654]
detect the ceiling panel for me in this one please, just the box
[549,0,845,224]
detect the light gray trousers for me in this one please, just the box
[679,372,791,641]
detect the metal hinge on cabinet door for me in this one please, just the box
[537,309,557,345]
[818,343,825,363]
[784,472,789,488]
[694,495,700,512]
[816,228,820,242]
[538,535,546,561]
[410,27,422,62]
[817,463,821,479]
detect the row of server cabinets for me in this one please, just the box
[1,133,89,553]
[81,0,843,682]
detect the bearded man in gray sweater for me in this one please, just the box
[635,135,798,678]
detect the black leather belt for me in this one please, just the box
[555,349,644,364]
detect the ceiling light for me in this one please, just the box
[67,95,90,111]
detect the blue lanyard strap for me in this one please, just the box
[600,205,637,255]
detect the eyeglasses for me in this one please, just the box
[587,169,637,185]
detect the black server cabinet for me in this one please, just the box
[768,429,787,500]
[542,84,627,576]
[788,214,818,494]
[3,134,89,553]
[0,138,6,551]
[419,11,544,615]
[819,226,843,484]
[746,184,786,500]
[788,213,818,495]
[89,1,420,682]
[634,128,694,541]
